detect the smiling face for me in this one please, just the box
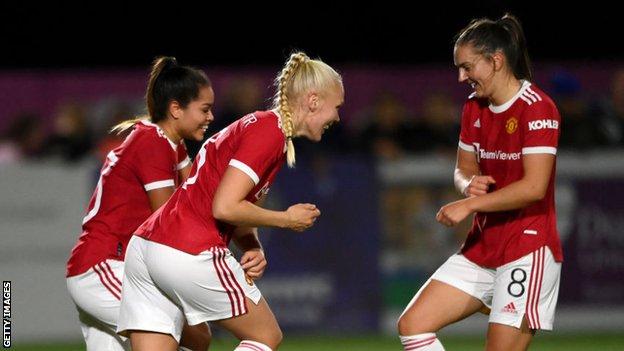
[454,43,497,99]
[175,85,215,141]
[299,83,344,142]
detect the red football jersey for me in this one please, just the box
[136,110,287,255]
[457,81,564,267]
[66,121,189,276]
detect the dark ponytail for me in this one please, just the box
[497,14,532,81]
[455,13,532,81]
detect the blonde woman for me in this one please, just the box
[117,52,344,351]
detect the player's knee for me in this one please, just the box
[397,312,430,335]
[397,314,412,334]
[180,324,212,351]
[243,327,282,350]
[195,331,211,350]
[268,326,283,348]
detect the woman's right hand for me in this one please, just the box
[463,175,496,197]
[285,203,321,231]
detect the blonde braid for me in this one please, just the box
[276,52,309,167]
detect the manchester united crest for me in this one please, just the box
[505,117,518,134]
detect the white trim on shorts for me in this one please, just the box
[92,261,123,300]
[526,246,546,329]
[209,247,248,317]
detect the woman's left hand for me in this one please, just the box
[436,198,473,227]
[240,249,267,281]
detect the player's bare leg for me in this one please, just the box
[130,330,178,351]
[397,280,485,349]
[398,279,485,334]
[214,297,282,350]
[180,322,211,351]
[485,317,534,351]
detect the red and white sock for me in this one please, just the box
[400,333,445,350]
[234,340,272,351]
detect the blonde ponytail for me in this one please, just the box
[274,52,309,167]
[110,116,149,134]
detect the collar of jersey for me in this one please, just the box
[139,120,179,151]
[488,80,530,114]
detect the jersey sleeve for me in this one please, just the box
[229,117,285,185]
[132,134,177,191]
[458,100,478,152]
[521,100,561,155]
[176,141,191,170]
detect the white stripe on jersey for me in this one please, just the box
[522,146,557,155]
[144,179,175,191]
[229,159,260,185]
[523,91,538,103]
[82,151,119,225]
[458,140,475,152]
[519,94,533,105]
[526,86,543,101]
[177,156,191,170]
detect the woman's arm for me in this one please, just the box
[212,166,320,231]
[454,148,496,197]
[232,226,267,280]
[437,153,554,226]
[146,186,175,211]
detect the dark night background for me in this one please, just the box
[1,2,622,68]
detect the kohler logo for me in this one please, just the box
[528,119,559,131]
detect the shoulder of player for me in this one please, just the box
[239,110,284,136]
[135,121,179,149]
[118,121,178,161]
[518,95,558,122]
[517,83,557,110]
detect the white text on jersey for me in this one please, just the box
[479,149,521,161]
[242,114,258,128]
[528,119,558,131]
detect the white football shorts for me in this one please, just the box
[117,236,261,342]
[420,246,561,330]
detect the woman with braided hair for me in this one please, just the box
[117,51,344,351]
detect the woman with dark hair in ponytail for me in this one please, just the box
[116,52,343,351]
[398,14,563,351]
[66,57,215,351]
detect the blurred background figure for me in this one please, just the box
[93,101,137,163]
[44,103,94,162]
[219,76,265,129]
[415,91,460,155]
[589,68,624,147]
[354,91,417,160]
[550,70,603,150]
[0,112,45,164]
